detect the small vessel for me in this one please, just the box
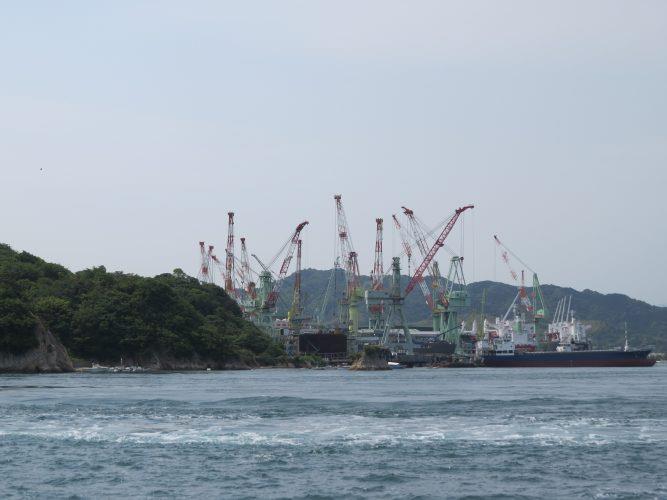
[387,361,405,369]
[80,363,111,373]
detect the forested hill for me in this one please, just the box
[280,268,667,352]
[0,244,283,365]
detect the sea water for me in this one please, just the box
[1,365,666,498]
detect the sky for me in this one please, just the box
[1,1,666,305]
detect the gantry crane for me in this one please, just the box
[377,205,473,354]
[334,195,363,335]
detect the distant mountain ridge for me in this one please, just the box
[277,268,667,352]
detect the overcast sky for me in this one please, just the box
[1,1,665,305]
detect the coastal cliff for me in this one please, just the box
[0,324,73,373]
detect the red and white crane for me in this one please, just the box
[197,241,214,283]
[263,221,309,310]
[402,206,446,309]
[224,212,235,295]
[371,218,384,291]
[405,205,474,298]
[334,195,360,298]
[239,237,256,300]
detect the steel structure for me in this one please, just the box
[493,235,547,320]
[288,239,307,334]
[392,214,412,275]
[405,205,474,297]
[224,212,235,295]
[197,241,213,283]
[239,237,256,300]
[371,218,384,290]
[316,259,339,327]
[334,195,362,334]
[380,257,414,354]
[263,221,309,310]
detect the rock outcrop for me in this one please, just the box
[350,346,391,371]
[0,324,74,373]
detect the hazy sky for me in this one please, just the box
[1,1,666,305]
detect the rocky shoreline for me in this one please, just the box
[0,324,74,373]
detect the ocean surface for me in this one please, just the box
[1,365,666,499]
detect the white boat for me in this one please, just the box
[80,363,111,373]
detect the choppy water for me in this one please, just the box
[1,365,666,499]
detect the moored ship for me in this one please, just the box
[480,298,655,367]
[482,347,655,367]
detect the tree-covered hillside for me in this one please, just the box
[0,244,283,364]
[280,268,667,352]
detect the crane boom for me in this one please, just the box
[334,195,359,296]
[494,235,532,310]
[239,237,256,299]
[392,214,412,273]
[252,254,271,274]
[265,221,309,309]
[405,205,473,297]
[224,212,235,294]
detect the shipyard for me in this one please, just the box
[197,195,656,369]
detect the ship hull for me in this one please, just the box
[482,349,655,367]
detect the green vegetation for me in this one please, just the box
[0,244,284,364]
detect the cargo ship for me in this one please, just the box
[482,347,655,367]
[478,297,656,368]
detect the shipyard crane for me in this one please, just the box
[392,214,412,275]
[402,206,448,310]
[210,251,225,285]
[316,258,340,327]
[334,195,362,333]
[493,235,546,318]
[405,205,474,298]
[224,212,235,295]
[263,221,309,310]
[239,237,256,300]
[371,218,384,290]
[251,253,271,274]
[288,239,304,330]
[334,195,360,294]
[197,241,213,283]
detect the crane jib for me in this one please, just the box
[404,205,473,297]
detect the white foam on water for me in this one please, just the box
[1,410,665,447]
